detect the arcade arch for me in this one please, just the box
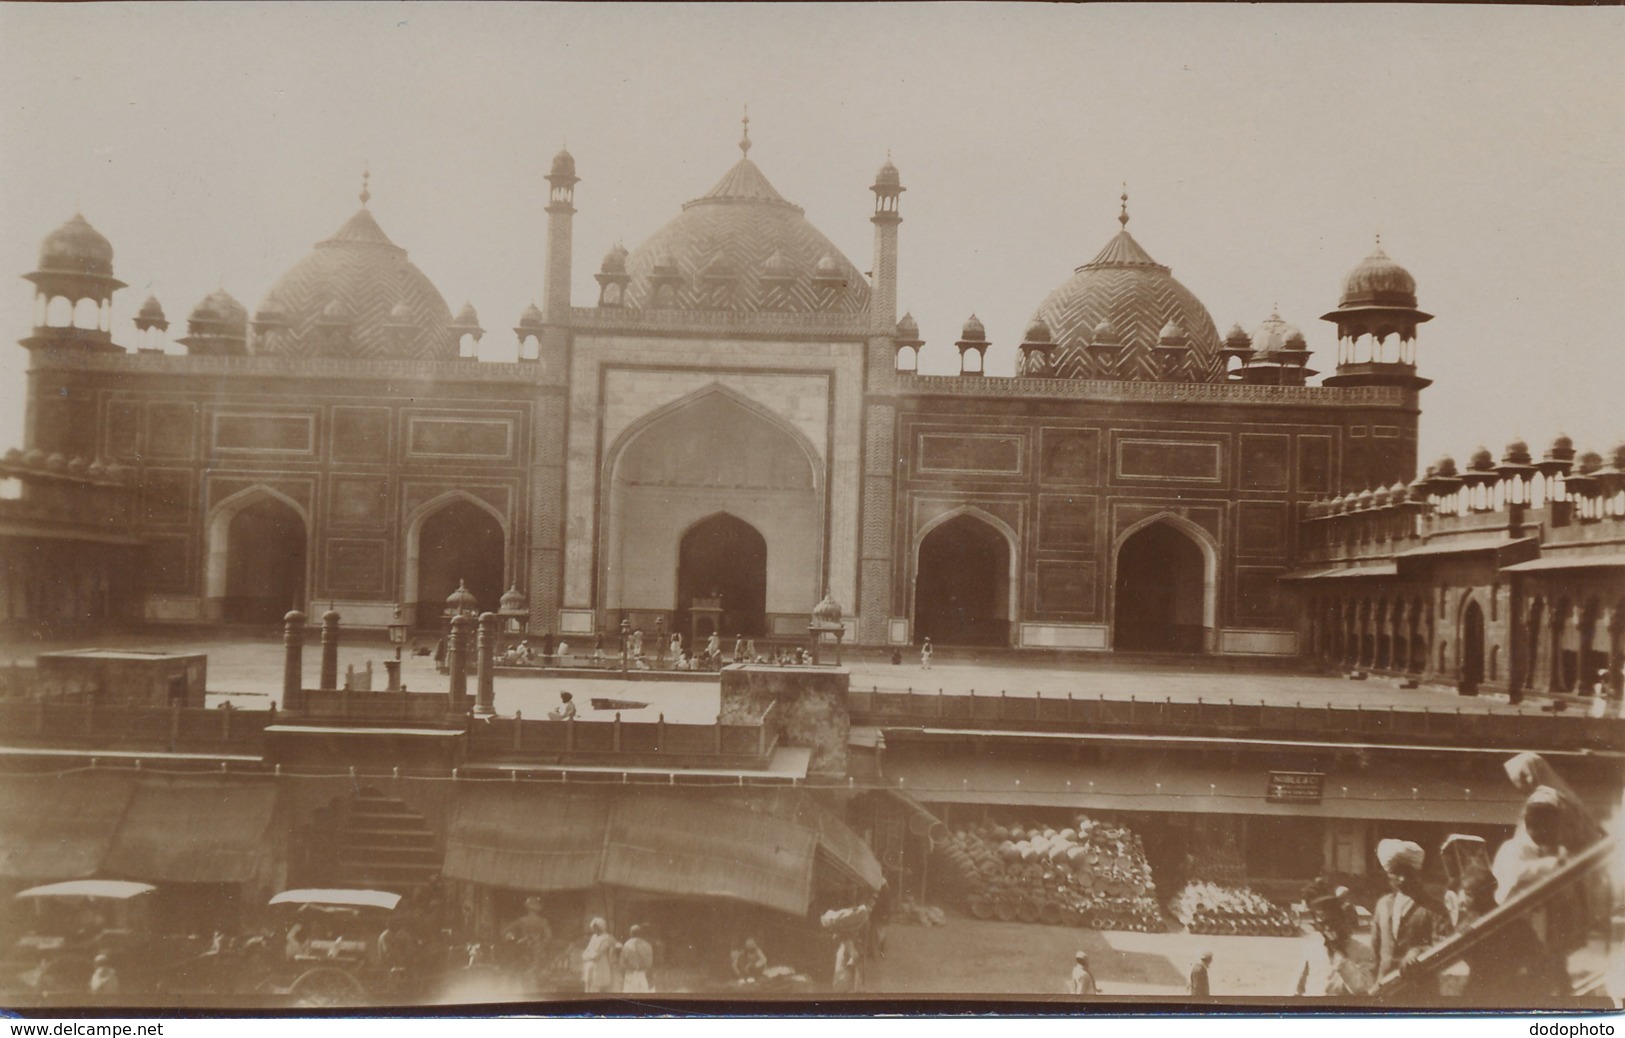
[204,486,310,624]
[911,508,1017,647]
[1111,514,1216,654]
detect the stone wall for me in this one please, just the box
[719,664,849,776]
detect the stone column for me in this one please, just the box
[475,612,497,718]
[448,613,473,712]
[320,607,341,691]
[283,610,306,712]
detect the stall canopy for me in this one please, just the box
[101,778,278,884]
[443,785,879,917]
[0,772,135,881]
[443,785,612,893]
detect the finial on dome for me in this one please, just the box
[360,166,371,207]
[1118,183,1129,229]
[740,105,752,157]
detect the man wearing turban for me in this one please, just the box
[1371,838,1449,993]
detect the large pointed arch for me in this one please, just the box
[1110,511,1218,652]
[599,383,825,634]
[204,484,312,621]
[402,490,510,624]
[910,505,1020,646]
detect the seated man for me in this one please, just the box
[548,692,578,721]
[732,938,767,982]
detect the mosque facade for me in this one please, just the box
[7,127,1617,693]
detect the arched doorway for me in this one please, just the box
[676,513,767,642]
[1460,599,1486,694]
[224,496,307,623]
[1114,521,1207,653]
[413,499,505,626]
[914,513,1011,647]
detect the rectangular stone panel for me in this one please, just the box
[332,407,392,463]
[1041,429,1100,484]
[105,401,141,460]
[142,469,193,525]
[1234,566,1286,621]
[1239,433,1290,490]
[1237,502,1288,555]
[1297,434,1333,494]
[330,477,389,525]
[213,412,315,453]
[144,535,190,592]
[1036,560,1096,615]
[1038,495,1096,551]
[326,540,388,595]
[408,417,514,459]
[146,403,198,459]
[917,433,1023,475]
[1116,438,1222,482]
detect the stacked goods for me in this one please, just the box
[932,816,1163,933]
[1169,881,1298,937]
[820,905,871,934]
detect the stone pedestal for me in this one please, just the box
[720,665,849,776]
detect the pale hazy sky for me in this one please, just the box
[2,3,1621,467]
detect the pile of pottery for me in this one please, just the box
[1169,880,1298,937]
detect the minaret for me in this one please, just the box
[1320,235,1432,391]
[543,147,578,322]
[870,153,903,334]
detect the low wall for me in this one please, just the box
[720,665,849,776]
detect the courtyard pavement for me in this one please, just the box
[0,628,1564,720]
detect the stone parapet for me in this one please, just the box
[720,664,849,776]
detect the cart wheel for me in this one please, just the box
[968,895,994,920]
[993,898,1017,922]
[290,966,367,1008]
[1038,901,1064,926]
[1014,898,1040,924]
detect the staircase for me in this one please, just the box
[332,788,442,895]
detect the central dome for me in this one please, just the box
[619,147,869,314]
[251,206,455,360]
[1025,210,1223,382]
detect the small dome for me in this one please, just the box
[1610,442,1625,470]
[896,312,920,339]
[814,254,840,275]
[1577,450,1604,474]
[1434,455,1458,478]
[1158,319,1186,345]
[1224,323,1252,350]
[1340,244,1418,308]
[1283,329,1308,350]
[1355,487,1375,510]
[518,302,544,328]
[37,213,115,278]
[103,461,129,483]
[1249,310,1304,354]
[1372,485,1390,508]
[451,301,481,328]
[87,458,106,479]
[1025,317,1054,343]
[1390,480,1408,499]
[22,449,44,467]
[499,584,527,614]
[190,289,247,327]
[1502,439,1532,465]
[960,313,987,342]
[2,448,20,465]
[67,456,87,476]
[1550,433,1574,452]
[1408,474,1431,501]
[812,587,844,626]
[873,159,901,189]
[135,295,167,329]
[550,148,576,179]
[45,452,66,472]
[445,579,479,615]
[1468,446,1495,471]
[601,242,629,274]
[1092,318,1120,344]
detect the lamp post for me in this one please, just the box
[809,588,845,666]
[385,604,409,691]
[620,617,632,675]
[498,583,528,660]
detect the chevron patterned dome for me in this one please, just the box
[251,207,455,360]
[1023,219,1223,382]
[620,150,870,314]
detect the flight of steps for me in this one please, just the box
[332,788,443,895]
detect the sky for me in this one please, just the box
[1,2,1621,466]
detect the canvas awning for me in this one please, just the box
[443,784,611,893]
[0,772,135,881]
[1397,536,1535,560]
[1501,552,1625,573]
[1279,563,1399,581]
[101,778,278,884]
[727,788,884,893]
[600,794,818,917]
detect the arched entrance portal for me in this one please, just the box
[914,514,1011,647]
[1460,599,1486,694]
[677,514,767,641]
[1114,522,1207,653]
[414,500,505,625]
[224,497,307,623]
